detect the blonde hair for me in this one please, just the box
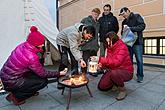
[92,8,101,15]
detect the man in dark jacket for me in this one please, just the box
[98,4,119,57]
[119,7,146,83]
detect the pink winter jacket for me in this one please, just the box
[0,42,59,89]
[99,39,133,73]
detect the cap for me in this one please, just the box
[119,7,129,16]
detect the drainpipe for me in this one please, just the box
[56,0,59,29]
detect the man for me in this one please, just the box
[80,8,101,74]
[119,7,146,83]
[56,23,95,75]
[98,4,119,57]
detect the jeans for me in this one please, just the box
[127,45,144,80]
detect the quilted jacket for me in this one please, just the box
[0,42,59,89]
[99,39,133,73]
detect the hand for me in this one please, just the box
[97,63,102,69]
[60,68,68,76]
[80,59,86,68]
[90,56,99,62]
[123,25,129,29]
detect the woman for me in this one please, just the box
[92,31,133,100]
[0,26,67,105]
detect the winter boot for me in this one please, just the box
[111,85,118,92]
[116,87,127,101]
[6,93,25,105]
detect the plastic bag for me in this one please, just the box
[121,27,138,47]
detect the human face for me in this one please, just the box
[36,44,44,49]
[120,10,130,19]
[83,30,93,40]
[103,6,110,15]
[91,11,99,21]
[106,37,112,47]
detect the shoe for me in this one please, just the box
[111,85,118,92]
[57,83,65,89]
[6,93,25,105]
[137,80,143,83]
[116,91,127,101]
[137,78,143,83]
[33,92,39,96]
[116,87,127,101]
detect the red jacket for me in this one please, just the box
[0,42,60,89]
[99,39,133,73]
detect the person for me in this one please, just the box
[119,7,146,83]
[98,4,119,57]
[56,23,95,88]
[0,26,67,105]
[91,32,133,100]
[80,8,101,74]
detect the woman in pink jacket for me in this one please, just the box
[93,31,133,100]
[0,26,66,105]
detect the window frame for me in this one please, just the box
[143,37,165,56]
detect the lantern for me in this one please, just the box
[88,60,98,73]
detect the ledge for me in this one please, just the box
[143,55,165,59]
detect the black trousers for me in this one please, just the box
[6,73,48,100]
[57,45,78,74]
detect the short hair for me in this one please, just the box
[92,8,101,15]
[119,7,130,16]
[105,31,119,45]
[84,25,96,37]
[103,4,111,10]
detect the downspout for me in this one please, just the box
[56,0,59,29]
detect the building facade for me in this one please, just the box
[58,0,165,66]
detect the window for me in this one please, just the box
[160,39,165,54]
[143,37,165,55]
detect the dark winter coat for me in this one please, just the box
[98,12,119,42]
[121,12,146,45]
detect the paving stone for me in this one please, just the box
[20,94,61,110]
[0,105,20,110]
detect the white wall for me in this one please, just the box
[0,0,24,68]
